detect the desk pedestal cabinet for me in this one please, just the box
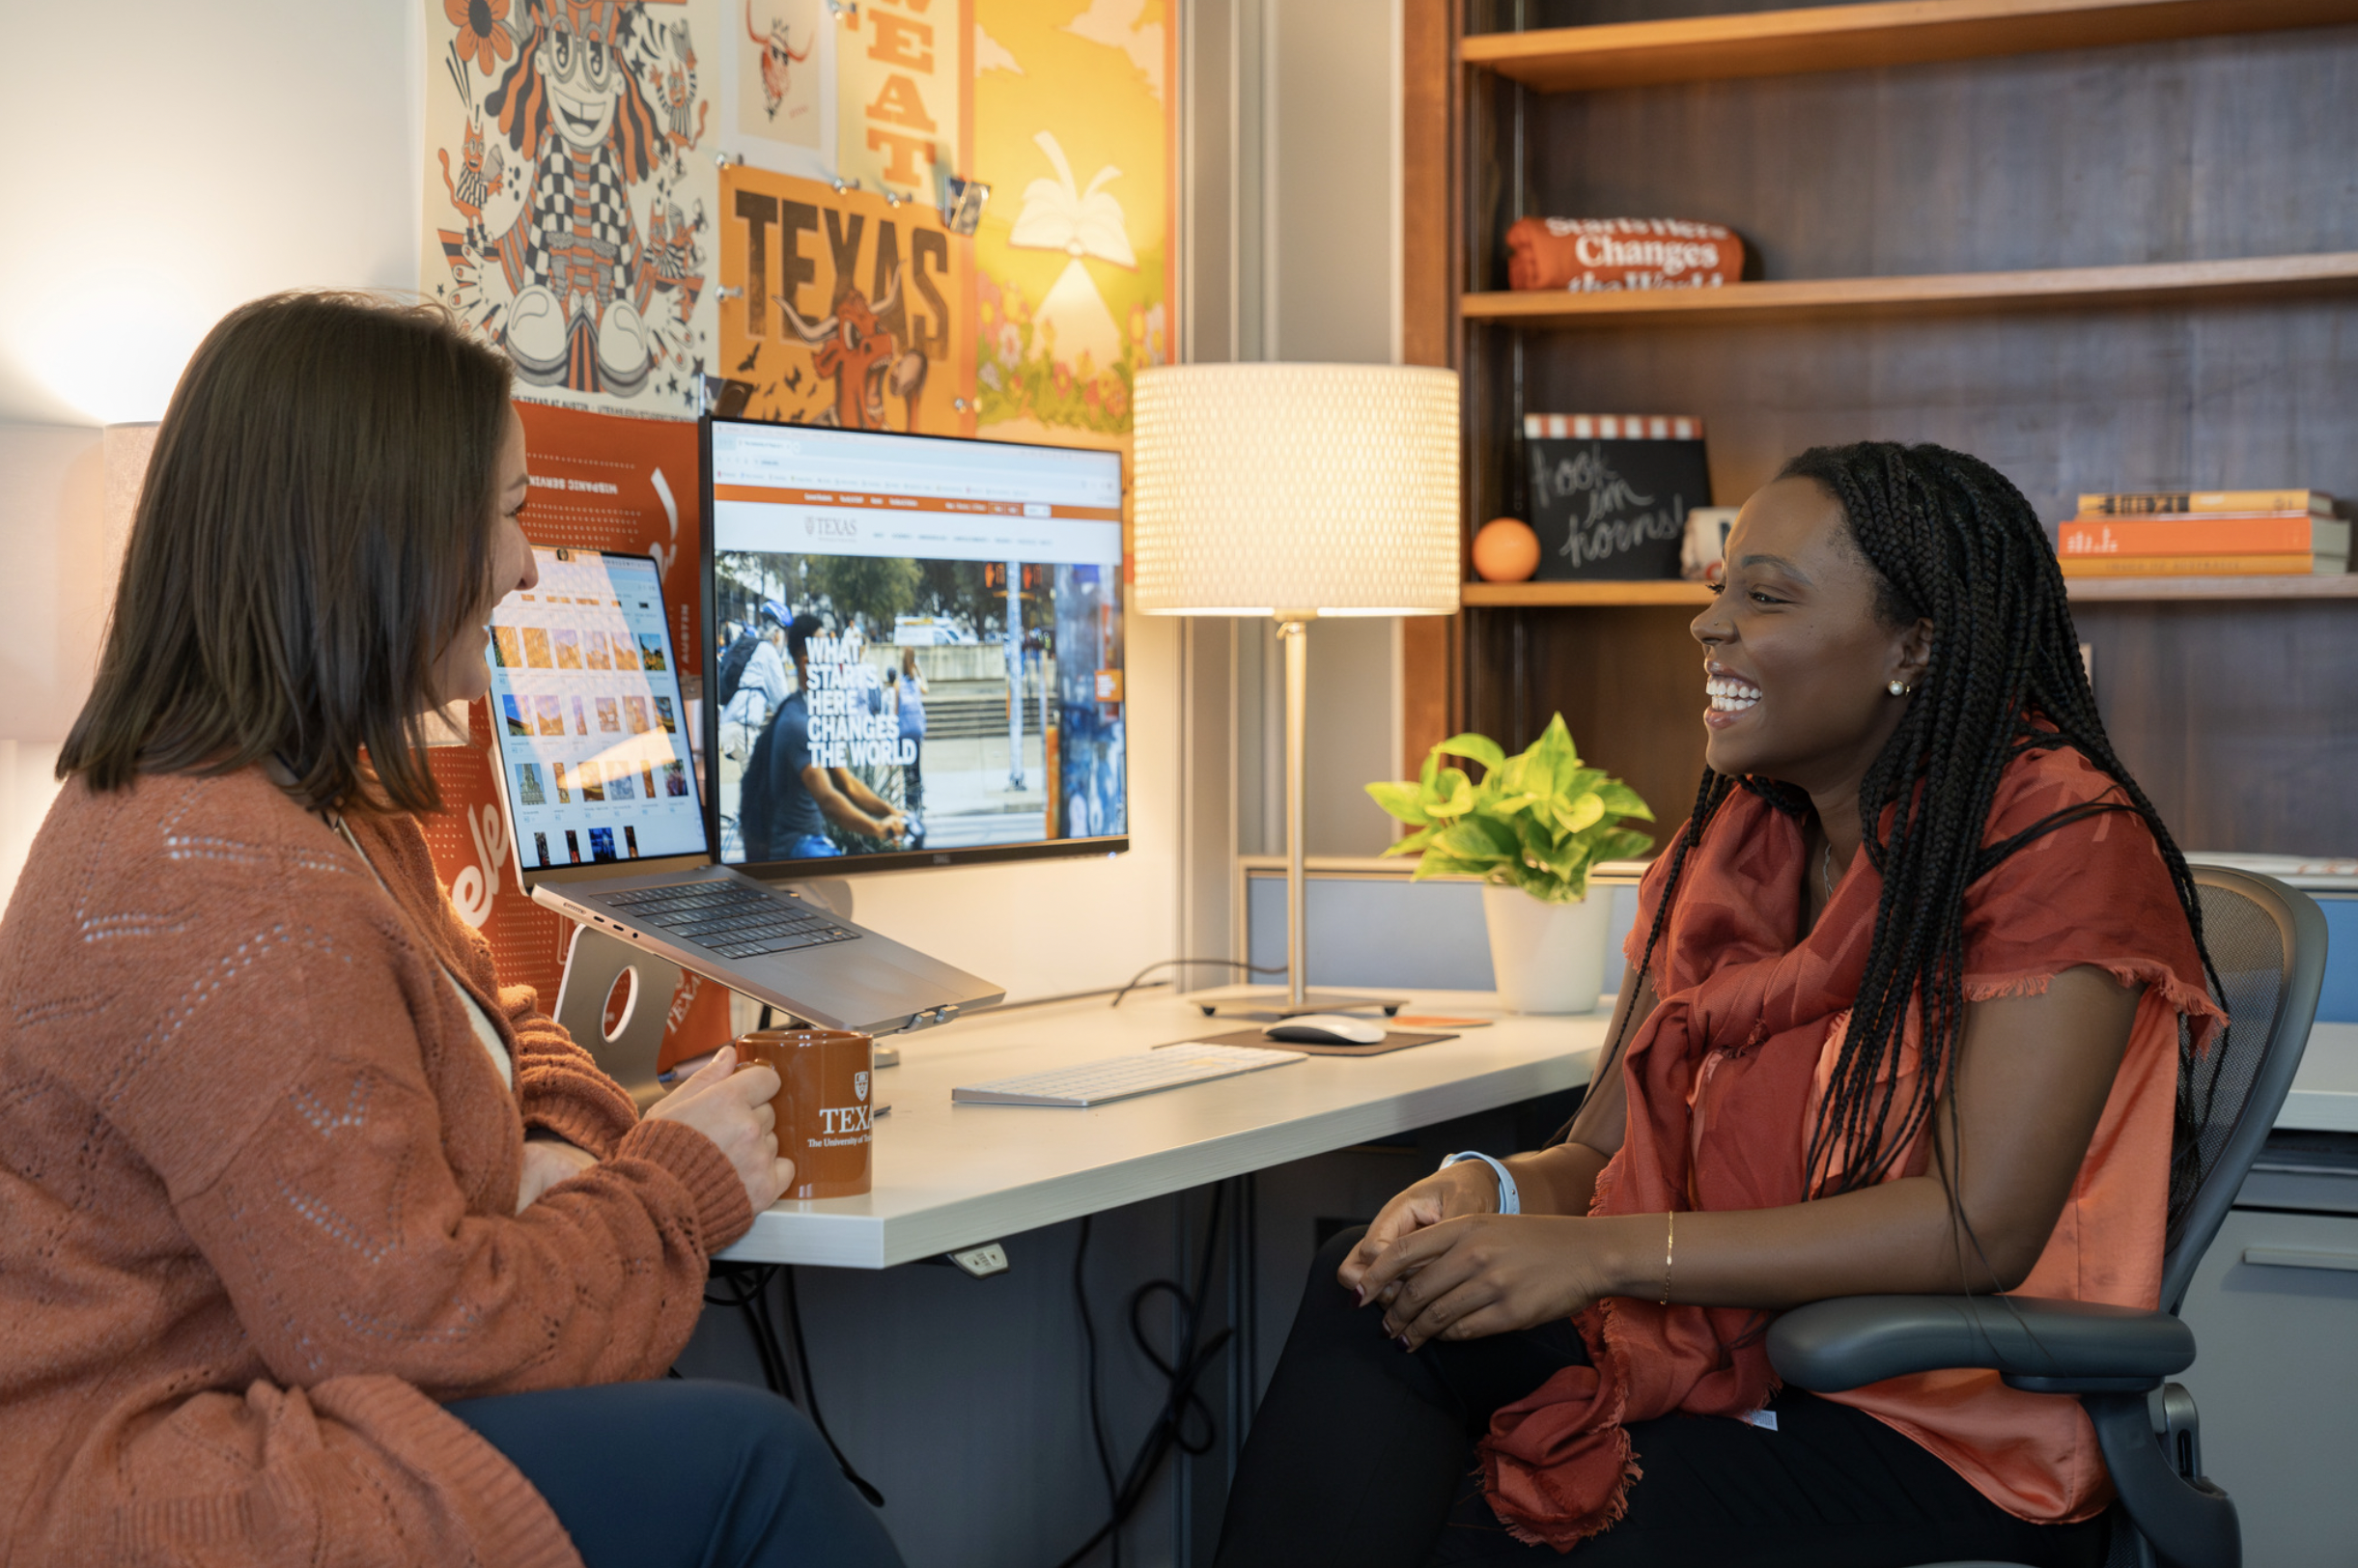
[2176,1134,2358,1568]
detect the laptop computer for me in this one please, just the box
[482,546,1004,1035]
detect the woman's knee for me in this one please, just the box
[678,1380,835,1478]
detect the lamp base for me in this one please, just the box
[1179,985,1407,1020]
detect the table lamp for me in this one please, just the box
[1132,363,1461,1016]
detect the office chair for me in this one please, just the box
[1767,865,2327,1568]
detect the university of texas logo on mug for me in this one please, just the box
[733,1027,875,1199]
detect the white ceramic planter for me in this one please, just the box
[1481,882,1613,1015]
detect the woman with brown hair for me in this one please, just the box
[0,293,905,1568]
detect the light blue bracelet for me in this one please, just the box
[1442,1151,1520,1216]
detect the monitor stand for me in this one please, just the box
[1182,984,1407,1020]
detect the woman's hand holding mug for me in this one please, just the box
[645,1045,795,1211]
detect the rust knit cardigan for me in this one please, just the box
[0,768,755,1567]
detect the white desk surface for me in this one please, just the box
[2282,1022,2358,1134]
[712,993,2357,1269]
[716,988,1607,1270]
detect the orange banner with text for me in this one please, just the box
[420,401,731,1075]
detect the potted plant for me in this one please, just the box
[1366,714,1654,1015]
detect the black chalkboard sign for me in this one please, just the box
[1525,414,1712,581]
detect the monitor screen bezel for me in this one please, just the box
[698,414,1131,879]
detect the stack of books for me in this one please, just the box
[2058,490,2349,577]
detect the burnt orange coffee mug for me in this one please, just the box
[733,1028,875,1199]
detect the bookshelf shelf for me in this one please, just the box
[1463,580,1713,607]
[1461,253,2358,328]
[1463,575,2358,608]
[2061,574,2358,602]
[1461,0,2358,94]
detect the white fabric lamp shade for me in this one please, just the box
[1131,363,1462,617]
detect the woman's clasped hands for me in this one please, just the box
[1338,1162,1624,1353]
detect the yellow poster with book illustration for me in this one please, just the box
[718,165,973,434]
[970,0,1173,447]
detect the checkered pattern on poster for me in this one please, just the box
[423,0,717,418]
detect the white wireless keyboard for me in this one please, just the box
[952,1043,1306,1107]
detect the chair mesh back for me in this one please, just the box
[2163,882,2289,1270]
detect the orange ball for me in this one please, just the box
[1472,517,1541,582]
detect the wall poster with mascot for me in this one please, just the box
[423,0,721,419]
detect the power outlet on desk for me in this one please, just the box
[945,1243,1009,1278]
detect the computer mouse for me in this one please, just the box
[1263,1014,1388,1046]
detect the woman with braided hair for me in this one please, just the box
[1215,442,2223,1568]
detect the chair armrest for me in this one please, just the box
[1768,1295,2196,1394]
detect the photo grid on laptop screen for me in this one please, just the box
[487,550,707,870]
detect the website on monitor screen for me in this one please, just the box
[708,422,1127,867]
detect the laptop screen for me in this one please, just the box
[487,549,708,870]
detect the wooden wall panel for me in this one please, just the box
[1401,0,1462,777]
[1497,297,2358,525]
[1464,603,1711,844]
[1460,592,2358,857]
[2076,599,2358,854]
[1503,27,2358,291]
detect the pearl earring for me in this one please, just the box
[1887,680,1911,696]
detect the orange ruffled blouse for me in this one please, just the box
[1475,741,2221,1549]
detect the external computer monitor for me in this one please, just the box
[701,416,1128,875]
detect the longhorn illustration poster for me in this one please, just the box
[724,0,961,204]
[732,0,834,174]
[718,165,973,433]
[422,0,720,418]
[416,404,732,1070]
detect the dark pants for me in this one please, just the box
[1215,1229,2109,1568]
[446,1379,905,1568]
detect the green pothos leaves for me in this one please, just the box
[1365,714,1654,904]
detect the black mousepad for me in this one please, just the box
[1185,1026,1458,1058]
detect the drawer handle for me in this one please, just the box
[2243,1246,2358,1273]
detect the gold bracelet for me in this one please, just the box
[1660,1211,1674,1307]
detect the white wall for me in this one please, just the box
[1239,0,1409,858]
[0,5,423,428]
[0,0,1178,1000]
[0,0,422,907]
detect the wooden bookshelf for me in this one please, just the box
[1403,0,2358,854]
[1462,0,2358,93]
[1462,253,2358,328]
[1465,575,2358,608]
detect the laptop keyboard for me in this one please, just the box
[604,882,861,961]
